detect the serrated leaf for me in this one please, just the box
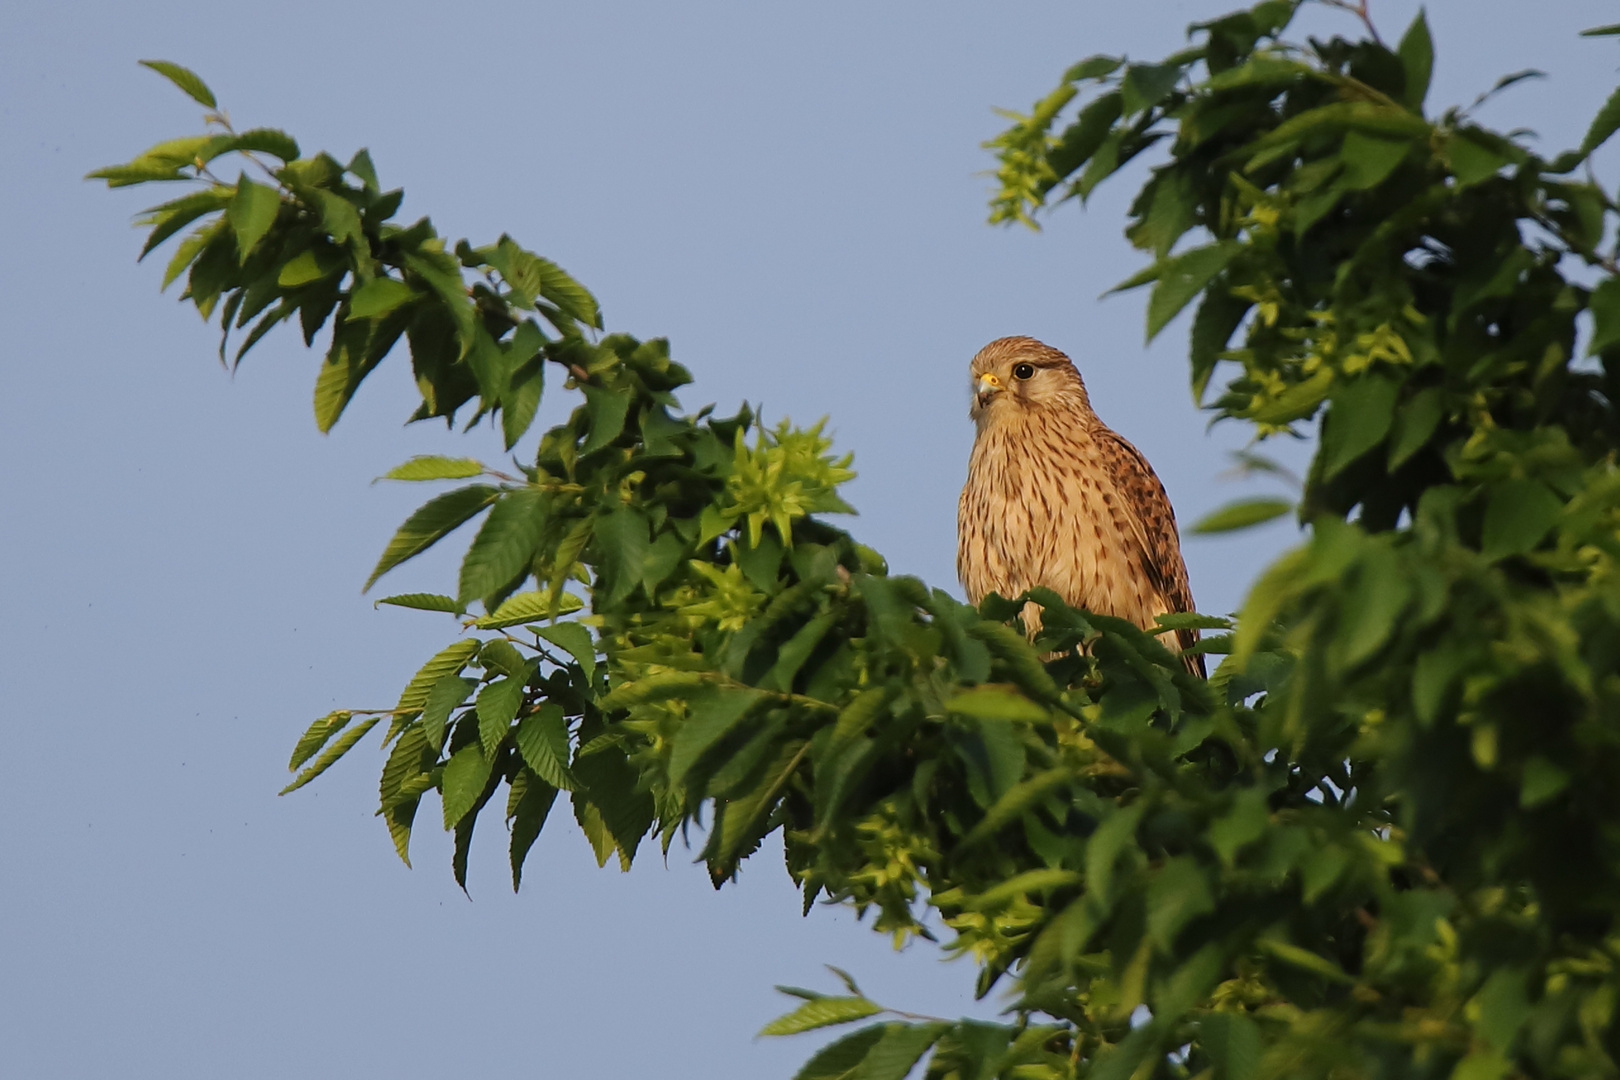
[459,488,546,605]
[1145,242,1240,341]
[761,996,884,1036]
[228,176,281,263]
[855,1023,949,1080]
[534,621,596,681]
[421,675,476,753]
[508,767,558,890]
[365,484,499,591]
[163,218,225,290]
[788,1025,887,1080]
[516,704,576,790]
[1190,497,1293,534]
[229,127,299,162]
[136,188,232,261]
[668,686,764,786]
[440,743,492,828]
[374,592,462,614]
[380,456,485,482]
[288,710,352,771]
[138,59,216,108]
[395,639,481,713]
[349,276,418,320]
[476,677,525,756]
[473,591,585,630]
[279,716,380,794]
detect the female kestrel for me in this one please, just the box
[957,336,1204,676]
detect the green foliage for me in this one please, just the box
[100,11,1620,1076]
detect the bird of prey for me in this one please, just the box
[957,336,1204,677]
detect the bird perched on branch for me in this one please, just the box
[957,336,1204,677]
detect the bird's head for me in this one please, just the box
[968,336,1091,427]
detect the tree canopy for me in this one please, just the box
[95,3,1620,1077]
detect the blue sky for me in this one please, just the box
[3,2,1616,1076]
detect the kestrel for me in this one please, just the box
[957,336,1204,677]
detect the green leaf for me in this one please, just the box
[959,767,1073,848]
[508,767,558,890]
[1579,84,1620,159]
[1190,497,1293,534]
[535,621,596,680]
[421,675,476,753]
[380,456,485,482]
[1120,62,1182,115]
[163,218,225,290]
[669,687,765,787]
[227,176,281,263]
[1449,129,1513,186]
[1388,387,1444,469]
[229,127,299,162]
[1201,1012,1261,1080]
[476,677,525,756]
[276,248,335,288]
[349,277,417,320]
[1395,9,1433,111]
[138,59,216,108]
[760,996,884,1036]
[945,686,1048,723]
[459,488,546,605]
[1338,129,1412,191]
[1147,856,1215,948]
[279,716,380,795]
[374,592,462,614]
[1145,243,1240,341]
[136,188,232,260]
[1581,23,1620,37]
[1587,276,1620,355]
[1520,755,1570,808]
[365,484,498,591]
[288,710,352,771]
[441,742,492,828]
[852,1023,948,1080]
[581,385,631,454]
[515,704,576,790]
[395,639,481,713]
[1481,479,1562,559]
[788,1025,887,1080]
[1322,374,1399,477]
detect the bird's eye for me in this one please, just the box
[1012,363,1035,381]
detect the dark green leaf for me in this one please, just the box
[1481,479,1562,559]
[1144,243,1241,341]
[535,621,596,681]
[1322,374,1399,477]
[515,704,576,790]
[669,687,764,786]
[788,1025,887,1080]
[459,488,546,605]
[421,675,476,753]
[365,484,499,591]
[349,277,417,320]
[1395,10,1433,111]
[1588,277,1620,355]
[1579,84,1620,159]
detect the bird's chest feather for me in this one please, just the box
[960,413,1151,620]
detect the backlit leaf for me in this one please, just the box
[476,677,525,757]
[380,456,485,482]
[441,743,492,828]
[760,997,884,1036]
[395,639,480,714]
[515,704,576,790]
[374,592,462,614]
[280,716,380,795]
[138,60,216,108]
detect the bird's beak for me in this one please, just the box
[975,372,1002,408]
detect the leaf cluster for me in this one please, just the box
[100,23,1620,1078]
